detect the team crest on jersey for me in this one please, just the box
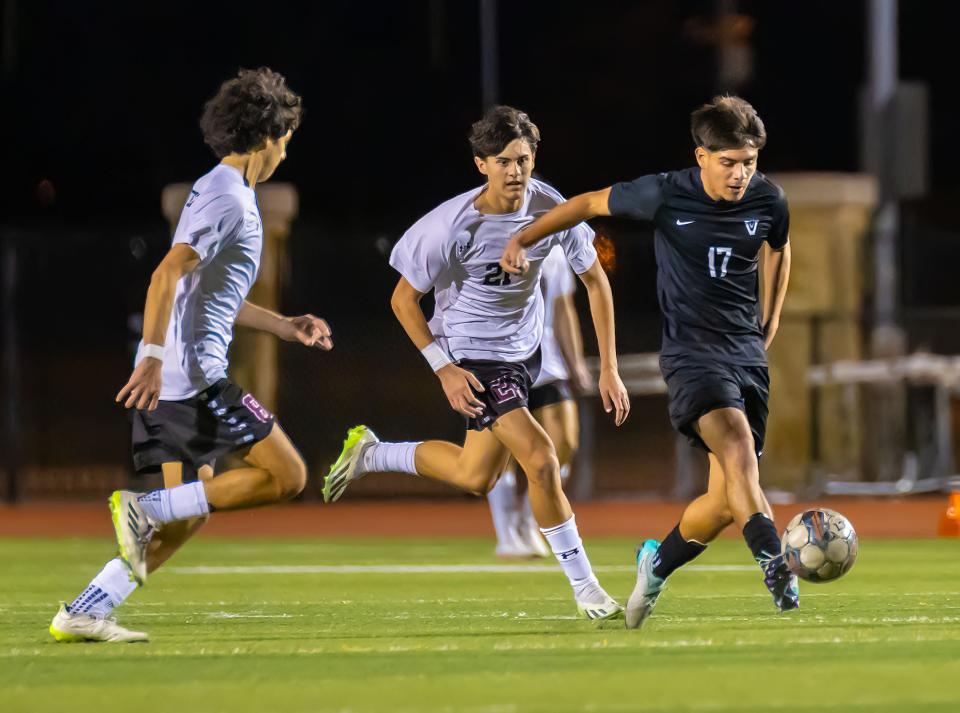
[185,189,200,207]
[744,219,759,236]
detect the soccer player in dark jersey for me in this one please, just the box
[498,96,797,627]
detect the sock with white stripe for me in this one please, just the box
[487,469,519,547]
[540,515,598,597]
[137,481,209,525]
[361,441,420,475]
[67,558,138,619]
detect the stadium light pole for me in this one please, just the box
[867,0,904,357]
[479,0,499,110]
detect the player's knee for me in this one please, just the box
[716,428,756,474]
[524,450,561,491]
[275,454,308,499]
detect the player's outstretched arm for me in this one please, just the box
[390,277,486,418]
[116,244,200,411]
[236,301,333,350]
[500,188,612,275]
[761,241,791,350]
[576,260,630,426]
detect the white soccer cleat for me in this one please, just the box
[108,490,155,585]
[323,425,379,503]
[575,581,625,621]
[49,603,148,643]
[625,539,666,629]
[516,516,551,558]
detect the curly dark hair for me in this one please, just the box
[690,95,766,152]
[199,67,303,158]
[468,105,540,158]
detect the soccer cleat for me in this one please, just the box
[625,539,666,629]
[49,603,148,643]
[761,553,800,612]
[108,490,155,585]
[575,582,625,621]
[323,425,379,503]
[515,516,551,559]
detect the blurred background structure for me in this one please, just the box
[2,0,959,503]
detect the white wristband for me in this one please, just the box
[142,343,165,362]
[420,341,452,372]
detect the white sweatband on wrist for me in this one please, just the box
[420,341,453,372]
[141,344,165,362]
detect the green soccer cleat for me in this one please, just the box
[49,603,148,643]
[322,425,379,503]
[625,539,666,629]
[108,490,155,585]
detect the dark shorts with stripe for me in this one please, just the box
[528,379,573,412]
[660,356,769,458]
[460,350,542,431]
[132,379,275,480]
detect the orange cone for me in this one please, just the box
[938,492,960,537]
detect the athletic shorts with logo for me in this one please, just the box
[460,350,542,431]
[661,356,769,458]
[132,379,275,480]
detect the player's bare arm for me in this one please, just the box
[761,241,791,349]
[390,276,486,418]
[116,243,200,411]
[576,259,630,426]
[236,301,333,350]
[500,188,612,275]
[552,292,592,394]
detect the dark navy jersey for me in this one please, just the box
[608,168,789,366]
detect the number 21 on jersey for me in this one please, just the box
[708,246,732,278]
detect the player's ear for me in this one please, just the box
[694,146,709,169]
[473,156,489,176]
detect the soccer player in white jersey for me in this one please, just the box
[488,244,592,558]
[50,68,332,643]
[323,106,630,620]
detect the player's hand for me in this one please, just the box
[437,364,486,418]
[763,316,779,350]
[598,367,630,426]
[500,235,529,275]
[283,314,334,350]
[116,357,163,411]
[571,361,593,395]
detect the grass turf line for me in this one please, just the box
[1,537,958,713]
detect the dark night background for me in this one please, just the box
[2,1,959,496]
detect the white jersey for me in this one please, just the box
[135,164,263,400]
[534,245,577,387]
[389,178,596,363]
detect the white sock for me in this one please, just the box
[487,470,519,547]
[67,558,138,619]
[361,441,420,475]
[540,515,598,596]
[137,481,209,525]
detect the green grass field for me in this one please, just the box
[2,537,958,712]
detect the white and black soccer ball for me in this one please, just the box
[781,508,858,583]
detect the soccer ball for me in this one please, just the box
[781,508,858,583]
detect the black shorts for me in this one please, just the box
[528,379,573,412]
[132,379,276,479]
[661,357,769,457]
[459,350,541,431]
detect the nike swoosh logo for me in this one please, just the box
[676,219,694,226]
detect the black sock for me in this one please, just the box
[652,525,707,579]
[742,512,781,563]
